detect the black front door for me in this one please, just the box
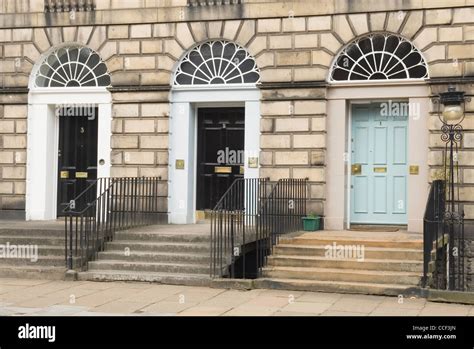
[196,107,245,210]
[57,107,98,216]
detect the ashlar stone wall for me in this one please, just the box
[0,4,473,219]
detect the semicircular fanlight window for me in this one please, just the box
[34,46,111,87]
[174,41,260,86]
[329,34,428,82]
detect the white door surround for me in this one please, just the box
[325,83,430,233]
[26,87,112,220]
[169,86,261,224]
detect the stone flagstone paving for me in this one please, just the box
[0,279,473,316]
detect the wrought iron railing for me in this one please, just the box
[210,178,307,279]
[423,179,466,291]
[44,0,95,12]
[188,0,242,6]
[64,177,166,271]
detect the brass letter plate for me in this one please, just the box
[75,172,88,179]
[373,167,387,173]
[215,166,232,174]
[351,164,361,175]
[175,159,185,170]
[60,171,69,179]
[410,165,419,175]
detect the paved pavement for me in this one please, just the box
[0,278,473,316]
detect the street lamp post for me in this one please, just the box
[432,86,470,290]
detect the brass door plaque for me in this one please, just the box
[60,171,69,179]
[240,166,245,175]
[373,167,387,173]
[248,157,258,168]
[214,166,232,174]
[175,159,185,170]
[410,165,419,175]
[351,164,361,175]
[75,172,88,179]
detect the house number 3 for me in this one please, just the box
[80,127,85,134]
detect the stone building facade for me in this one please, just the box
[0,0,473,235]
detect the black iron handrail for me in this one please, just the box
[64,177,166,271]
[210,178,307,279]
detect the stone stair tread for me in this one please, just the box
[114,232,209,238]
[269,255,422,264]
[254,277,416,295]
[35,245,65,249]
[284,237,422,244]
[258,277,410,289]
[81,269,210,279]
[0,235,65,239]
[79,270,211,286]
[276,244,422,252]
[106,241,209,247]
[263,266,421,276]
[0,265,65,270]
[0,255,65,261]
[117,226,209,233]
[117,230,209,235]
[100,250,208,256]
[89,260,208,268]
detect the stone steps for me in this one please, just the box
[0,225,67,280]
[261,232,424,296]
[81,224,212,286]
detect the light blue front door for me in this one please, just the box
[351,102,408,225]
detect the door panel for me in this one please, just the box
[373,176,387,213]
[196,107,245,210]
[57,107,98,216]
[354,176,369,213]
[354,126,369,164]
[393,126,407,164]
[351,102,408,225]
[374,127,387,164]
[393,176,407,214]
